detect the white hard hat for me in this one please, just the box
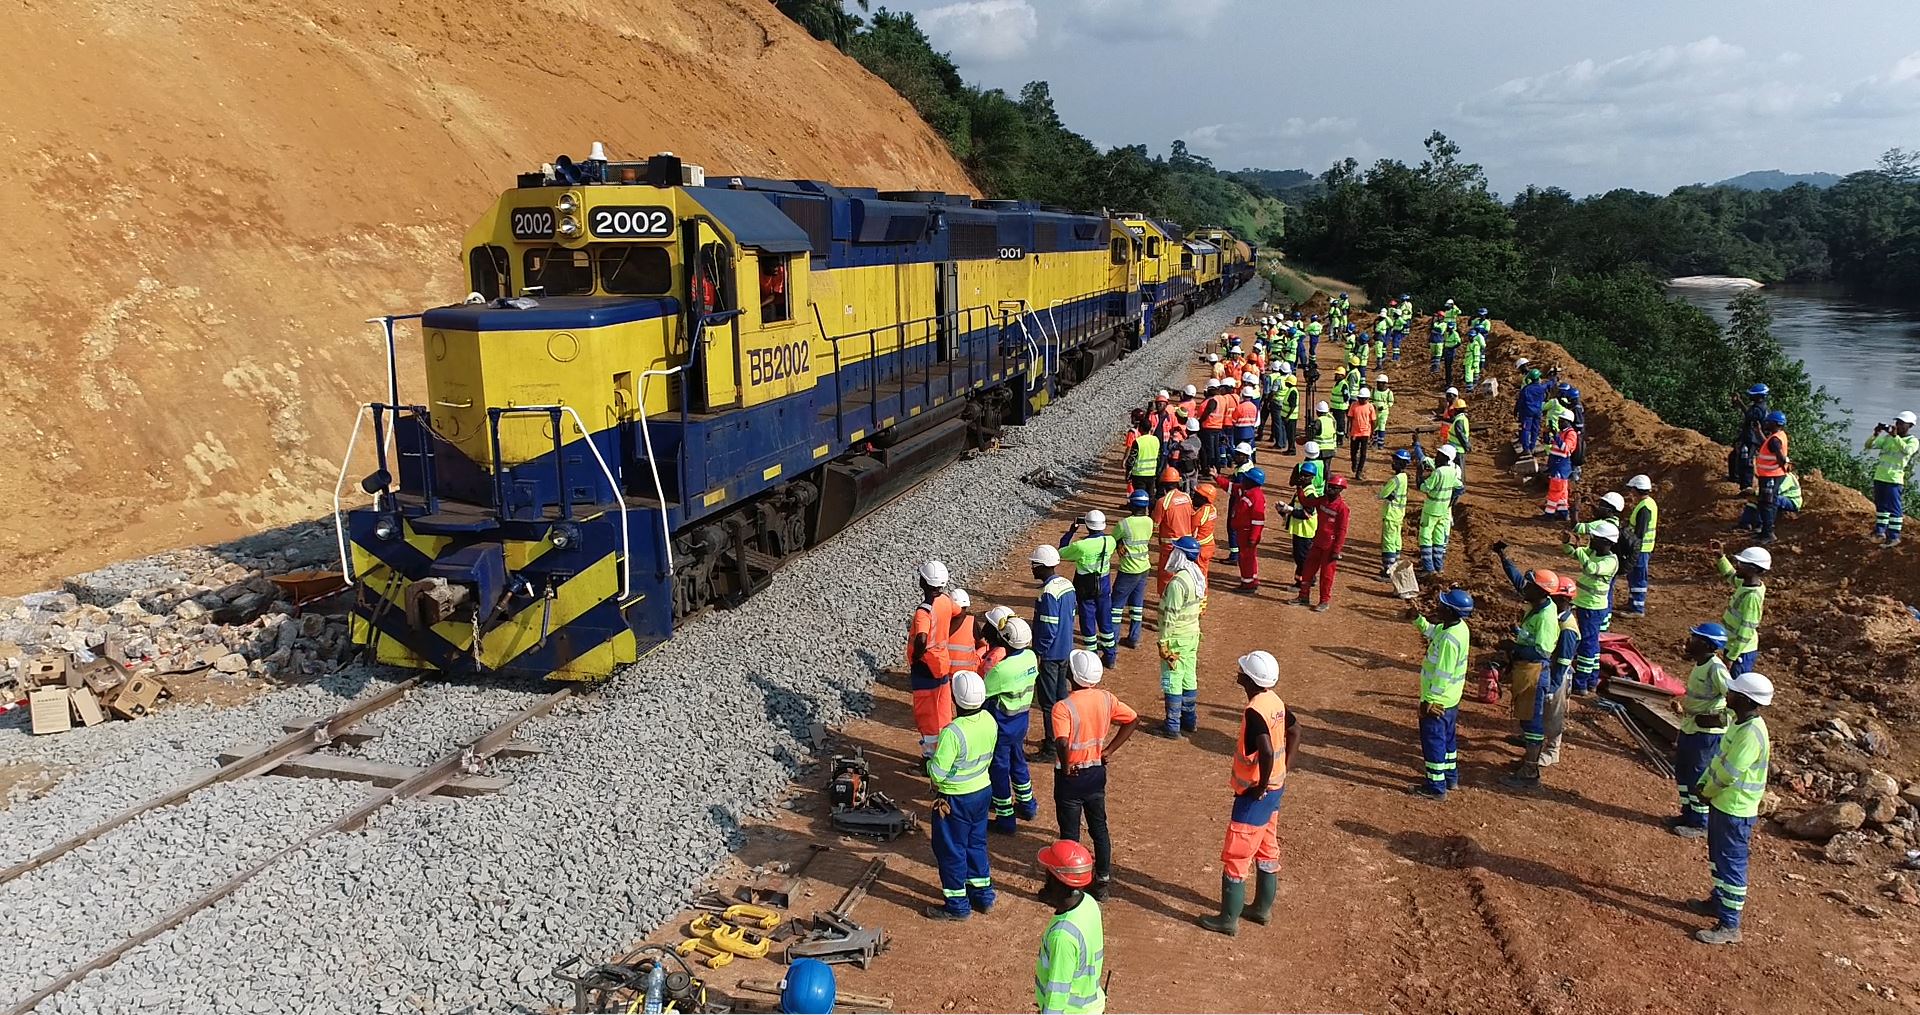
[1316,401,1330,413]
[1235,441,1254,456]
[1029,545,1060,567]
[1243,385,1258,397]
[1280,363,1294,375]
[1002,617,1033,650]
[1187,418,1202,432]
[1727,671,1775,706]
[1626,474,1653,492]
[1733,546,1773,571]
[1068,649,1103,686]
[1600,492,1626,513]
[949,588,971,609]
[919,561,950,587]
[950,670,986,710]
[1899,410,1918,425]
[1445,387,1460,397]
[1083,509,1107,531]
[1184,384,1198,397]
[1438,443,1458,460]
[1158,389,1172,399]
[1208,353,1220,363]
[1238,650,1279,688]
[1516,357,1530,368]
[1376,374,1389,383]
[1357,387,1372,400]
[1304,441,1320,456]
[983,605,1014,631]
[1586,520,1620,542]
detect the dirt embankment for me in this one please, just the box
[0,0,971,592]
[1459,320,1920,798]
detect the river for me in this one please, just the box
[1669,282,1920,446]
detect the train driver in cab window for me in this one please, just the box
[760,254,790,322]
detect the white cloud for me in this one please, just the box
[916,0,1040,63]
[1184,117,1365,171]
[1062,0,1233,42]
[1448,37,1920,191]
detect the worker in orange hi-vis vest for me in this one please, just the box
[1153,480,1195,582]
[1198,650,1298,937]
[907,560,961,759]
[1191,481,1221,577]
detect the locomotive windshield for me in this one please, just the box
[517,245,672,297]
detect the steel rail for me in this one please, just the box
[4,687,573,1015]
[0,676,426,888]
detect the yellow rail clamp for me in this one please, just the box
[687,915,772,960]
[721,904,781,931]
[676,936,735,969]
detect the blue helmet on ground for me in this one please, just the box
[1128,490,1151,509]
[1438,588,1475,616]
[1393,449,1413,463]
[1245,467,1267,486]
[1172,535,1201,558]
[781,959,836,1015]
[1689,622,1729,647]
[1747,383,1770,397]
[1765,410,1788,426]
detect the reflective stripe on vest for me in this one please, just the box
[930,713,994,793]
[1755,431,1789,477]
[1115,515,1154,573]
[1061,690,1115,768]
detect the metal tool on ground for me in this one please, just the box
[787,858,887,969]
[688,901,782,930]
[736,978,894,1011]
[678,913,773,968]
[1594,698,1675,780]
[738,842,829,909]
[827,750,916,840]
[551,948,709,1014]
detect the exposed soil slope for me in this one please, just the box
[0,0,970,591]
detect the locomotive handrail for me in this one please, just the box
[491,404,631,602]
[333,404,374,583]
[634,365,684,582]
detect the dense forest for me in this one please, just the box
[777,1,1289,245]
[1286,132,1900,496]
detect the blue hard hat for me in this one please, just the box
[1747,383,1770,397]
[1478,307,1488,315]
[1401,293,1411,298]
[1128,490,1151,508]
[1340,292,1348,297]
[1689,622,1729,647]
[1438,588,1475,616]
[1765,409,1788,426]
[1393,449,1413,463]
[1245,467,1267,486]
[1173,535,1201,558]
[781,959,837,1015]
[1311,314,1321,320]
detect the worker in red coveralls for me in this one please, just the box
[1231,467,1269,593]
[1294,474,1351,611]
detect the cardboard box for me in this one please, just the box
[108,674,164,720]
[70,686,107,727]
[29,687,72,735]
[27,654,70,688]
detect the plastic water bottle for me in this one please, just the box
[641,962,667,1014]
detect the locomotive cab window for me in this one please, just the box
[470,245,509,300]
[695,242,731,314]
[1146,237,1161,259]
[596,245,673,295]
[1181,251,1195,270]
[758,253,792,323]
[1110,238,1129,265]
[522,247,594,296]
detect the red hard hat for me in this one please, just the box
[1327,474,1349,489]
[1037,840,1095,888]
[1556,576,1577,598]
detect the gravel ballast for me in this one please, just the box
[8,284,1264,1014]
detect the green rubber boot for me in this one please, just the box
[1198,876,1246,937]
[1242,870,1279,925]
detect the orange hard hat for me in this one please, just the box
[1192,482,1215,501]
[1037,840,1095,888]
[1556,576,1577,598]
[1530,568,1560,595]
[1161,466,1181,483]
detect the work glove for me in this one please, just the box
[1421,701,1444,719]
[930,797,952,818]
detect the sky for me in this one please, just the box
[874,0,1920,196]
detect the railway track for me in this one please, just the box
[2,682,572,1015]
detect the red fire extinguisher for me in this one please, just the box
[1476,660,1503,704]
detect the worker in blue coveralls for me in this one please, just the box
[925,670,996,920]
[983,618,1040,835]
[1059,510,1118,667]
[1668,621,1731,839]
[1027,544,1077,763]
[1688,672,1774,947]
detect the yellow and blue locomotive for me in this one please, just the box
[339,146,1249,680]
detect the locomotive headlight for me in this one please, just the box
[556,192,578,214]
[558,215,580,238]
[373,516,401,542]
[549,523,580,550]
